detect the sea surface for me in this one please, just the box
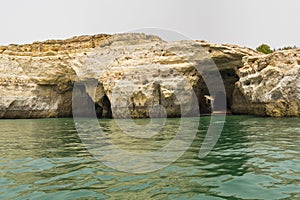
[0,116,299,199]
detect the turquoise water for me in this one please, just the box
[0,116,299,199]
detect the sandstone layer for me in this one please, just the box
[0,33,298,118]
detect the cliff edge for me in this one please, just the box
[0,33,298,118]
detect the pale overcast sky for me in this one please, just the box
[0,0,299,49]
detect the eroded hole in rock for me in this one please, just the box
[244,80,251,86]
[192,73,212,115]
[214,91,227,112]
[73,84,112,118]
[72,84,95,118]
[96,94,112,118]
[194,67,235,115]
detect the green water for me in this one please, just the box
[0,116,299,199]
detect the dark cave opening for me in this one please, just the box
[95,94,112,118]
[214,91,227,111]
[72,83,112,119]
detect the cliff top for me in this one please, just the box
[0,34,111,56]
[0,33,261,57]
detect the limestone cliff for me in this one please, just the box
[1,33,297,118]
[232,50,300,117]
[0,34,110,118]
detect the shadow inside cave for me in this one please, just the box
[72,82,112,119]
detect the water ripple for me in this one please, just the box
[0,116,299,199]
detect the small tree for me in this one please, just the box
[256,44,273,54]
[277,45,298,51]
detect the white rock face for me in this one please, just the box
[68,33,259,118]
[0,33,262,118]
[0,53,76,118]
[232,50,300,117]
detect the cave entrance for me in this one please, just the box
[95,94,112,118]
[213,91,227,112]
[72,83,112,119]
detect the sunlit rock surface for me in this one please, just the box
[3,33,296,118]
[232,50,300,117]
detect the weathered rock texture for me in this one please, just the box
[0,33,298,118]
[232,50,300,117]
[0,34,110,118]
[71,35,258,118]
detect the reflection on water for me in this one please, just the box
[0,116,299,199]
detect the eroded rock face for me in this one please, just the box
[0,33,259,118]
[197,41,259,110]
[232,50,300,117]
[72,34,258,118]
[0,34,109,118]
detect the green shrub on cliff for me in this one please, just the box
[256,44,273,54]
[277,45,298,51]
[256,44,298,54]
